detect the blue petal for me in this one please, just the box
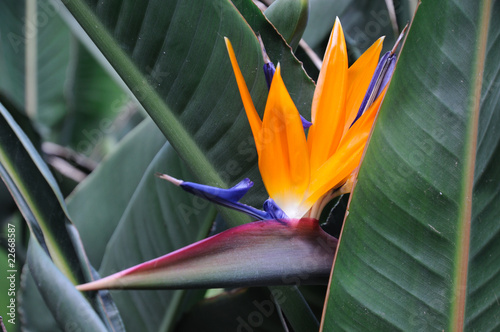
[180,179,269,220]
[351,27,407,127]
[263,62,276,90]
[263,199,288,220]
[181,177,253,202]
[351,51,396,126]
[300,115,312,129]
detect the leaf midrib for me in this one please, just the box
[451,0,492,330]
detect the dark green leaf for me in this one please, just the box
[67,119,169,268]
[19,266,61,332]
[323,0,500,330]
[69,119,217,331]
[269,286,320,332]
[264,0,309,50]
[27,239,108,332]
[302,0,413,57]
[0,0,126,158]
[61,0,316,224]
[0,102,123,331]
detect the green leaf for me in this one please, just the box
[68,119,217,331]
[67,119,169,268]
[322,0,500,330]
[0,102,123,331]
[269,286,320,331]
[0,102,86,284]
[19,266,62,332]
[264,0,309,50]
[302,0,413,55]
[0,0,70,124]
[0,0,126,157]
[61,0,316,222]
[26,239,108,332]
[55,39,128,156]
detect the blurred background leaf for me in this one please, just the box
[0,101,124,330]
[0,0,129,160]
[298,0,415,79]
[69,119,217,331]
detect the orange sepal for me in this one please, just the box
[307,18,348,172]
[304,89,385,207]
[225,37,262,149]
[259,65,310,217]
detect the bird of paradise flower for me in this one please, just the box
[77,19,405,292]
[160,18,402,221]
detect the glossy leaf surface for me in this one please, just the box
[61,0,316,219]
[323,1,500,330]
[264,0,309,50]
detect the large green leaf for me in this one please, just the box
[0,102,123,331]
[60,0,315,221]
[54,40,128,156]
[0,0,69,124]
[67,119,169,268]
[322,0,500,330]
[68,119,217,331]
[0,102,86,284]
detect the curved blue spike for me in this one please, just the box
[179,179,270,220]
[181,178,253,202]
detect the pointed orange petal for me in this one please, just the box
[225,37,262,148]
[307,18,348,172]
[304,90,384,206]
[259,65,309,217]
[343,37,384,135]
